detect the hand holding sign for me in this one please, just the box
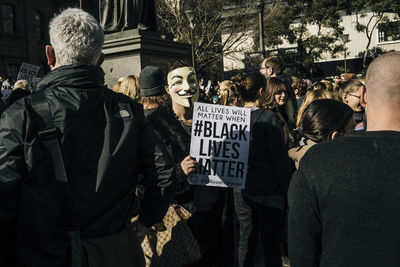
[181,155,198,175]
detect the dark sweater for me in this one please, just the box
[288,130,400,267]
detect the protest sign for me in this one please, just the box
[17,63,40,88]
[189,102,251,189]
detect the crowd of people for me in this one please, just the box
[1,7,400,267]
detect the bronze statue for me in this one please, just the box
[81,0,156,32]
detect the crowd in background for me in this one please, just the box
[106,55,366,267]
[1,7,400,267]
[0,55,367,267]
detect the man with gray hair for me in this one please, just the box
[288,51,400,267]
[0,8,175,266]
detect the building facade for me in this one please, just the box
[223,6,400,77]
[0,0,60,79]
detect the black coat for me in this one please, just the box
[146,99,192,202]
[244,108,293,196]
[146,99,220,211]
[7,88,31,107]
[0,64,175,266]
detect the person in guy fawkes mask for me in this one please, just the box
[146,62,225,266]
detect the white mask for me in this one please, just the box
[167,67,199,107]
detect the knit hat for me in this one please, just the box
[139,66,165,97]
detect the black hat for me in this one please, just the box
[139,66,165,97]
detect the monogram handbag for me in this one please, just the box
[132,204,202,267]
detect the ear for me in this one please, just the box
[267,68,273,76]
[45,45,56,68]
[165,86,170,93]
[342,93,348,104]
[331,130,341,140]
[360,85,367,108]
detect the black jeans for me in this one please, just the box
[234,190,285,267]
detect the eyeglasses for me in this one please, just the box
[276,90,287,95]
[347,93,361,99]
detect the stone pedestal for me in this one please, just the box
[101,29,190,87]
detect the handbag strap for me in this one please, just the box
[30,91,82,267]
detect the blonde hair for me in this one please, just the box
[218,81,230,106]
[321,80,332,91]
[114,75,141,99]
[14,80,29,90]
[112,81,122,92]
[296,89,334,127]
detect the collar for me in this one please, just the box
[35,64,105,92]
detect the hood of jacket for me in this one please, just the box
[35,64,105,92]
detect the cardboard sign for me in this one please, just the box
[17,63,40,88]
[189,102,251,189]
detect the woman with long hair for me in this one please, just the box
[263,77,296,145]
[234,72,292,267]
[289,99,355,168]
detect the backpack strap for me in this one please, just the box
[30,91,82,267]
[30,92,68,184]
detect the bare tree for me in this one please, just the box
[355,10,390,68]
[156,0,256,76]
[342,0,400,69]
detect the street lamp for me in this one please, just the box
[257,0,265,59]
[341,34,349,73]
[185,10,195,69]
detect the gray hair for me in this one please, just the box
[49,8,104,66]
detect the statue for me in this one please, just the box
[81,0,157,32]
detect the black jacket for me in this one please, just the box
[146,99,192,202]
[7,88,31,107]
[0,65,175,267]
[146,99,220,212]
[244,108,293,196]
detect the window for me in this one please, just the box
[1,4,15,34]
[378,21,400,43]
[34,11,42,40]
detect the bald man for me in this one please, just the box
[288,52,400,267]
